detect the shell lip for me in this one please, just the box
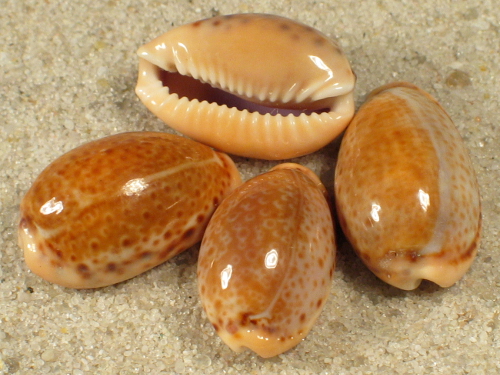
[137,49,353,110]
[136,57,352,118]
[135,57,355,159]
[135,18,356,110]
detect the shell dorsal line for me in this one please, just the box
[29,155,222,242]
[248,170,305,324]
[398,88,451,256]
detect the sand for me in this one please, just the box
[1,0,499,374]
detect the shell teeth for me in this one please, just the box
[267,88,278,103]
[225,73,234,93]
[295,81,324,103]
[193,64,204,82]
[244,85,255,101]
[190,60,202,81]
[257,86,268,102]
[175,60,188,76]
[235,79,245,97]
[207,65,218,88]
[214,65,229,93]
[281,85,297,104]
[219,69,231,93]
[135,13,357,159]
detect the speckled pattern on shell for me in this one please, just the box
[334,82,481,290]
[197,164,335,358]
[135,13,355,159]
[18,132,241,289]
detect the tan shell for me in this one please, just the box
[334,82,481,290]
[18,132,241,289]
[135,13,355,160]
[198,163,335,357]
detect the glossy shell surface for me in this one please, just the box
[198,163,336,357]
[334,82,481,290]
[136,13,355,159]
[19,132,241,289]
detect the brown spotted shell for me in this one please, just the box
[334,82,481,290]
[197,163,335,357]
[135,13,355,160]
[18,132,241,289]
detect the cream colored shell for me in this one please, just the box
[18,132,241,289]
[198,163,335,357]
[136,13,355,160]
[334,82,481,290]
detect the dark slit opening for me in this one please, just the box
[159,70,329,117]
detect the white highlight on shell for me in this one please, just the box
[220,265,233,290]
[418,189,430,212]
[264,249,279,269]
[122,178,149,196]
[370,203,381,223]
[40,198,64,215]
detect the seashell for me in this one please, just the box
[197,163,335,357]
[135,13,355,160]
[18,132,241,289]
[334,82,481,290]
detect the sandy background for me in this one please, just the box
[1,0,499,374]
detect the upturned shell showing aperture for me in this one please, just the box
[198,163,335,357]
[136,13,355,160]
[334,82,481,290]
[19,132,241,289]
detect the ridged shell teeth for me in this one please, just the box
[135,13,356,159]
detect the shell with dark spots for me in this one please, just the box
[198,163,335,357]
[19,132,241,289]
[334,82,481,290]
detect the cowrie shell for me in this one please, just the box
[136,13,355,159]
[19,132,241,288]
[334,82,481,290]
[198,163,335,357]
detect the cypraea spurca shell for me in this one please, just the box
[197,163,335,357]
[334,82,481,290]
[18,132,241,289]
[136,13,355,160]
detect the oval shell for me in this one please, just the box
[198,163,335,357]
[135,13,355,160]
[334,82,481,290]
[18,132,241,289]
